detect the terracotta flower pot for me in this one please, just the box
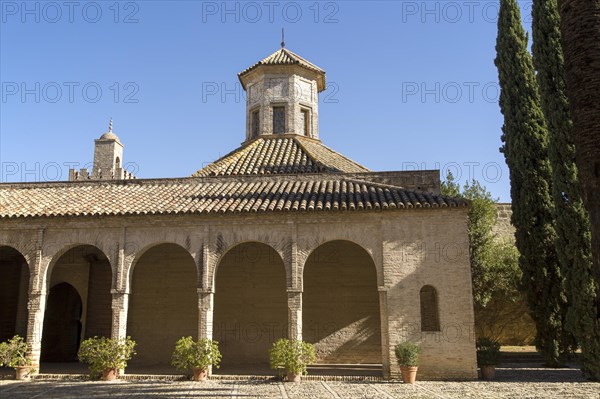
[286,371,301,383]
[193,368,208,382]
[400,366,418,384]
[15,366,30,380]
[480,365,496,380]
[102,368,117,381]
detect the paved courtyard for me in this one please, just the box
[1,367,599,399]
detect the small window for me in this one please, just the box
[273,106,285,134]
[300,109,310,136]
[115,157,121,169]
[251,109,260,137]
[420,285,440,331]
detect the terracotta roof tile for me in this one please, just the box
[0,175,467,219]
[193,135,369,177]
[239,48,325,77]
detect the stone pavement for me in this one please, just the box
[1,367,599,399]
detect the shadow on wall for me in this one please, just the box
[303,240,382,364]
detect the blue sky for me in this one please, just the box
[0,1,535,202]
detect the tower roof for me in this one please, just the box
[98,118,121,142]
[193,135,368,177]
[238,48,326,91]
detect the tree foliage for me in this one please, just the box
[495,0,570,366]
[442,173,520,308]
[532,0,600,379]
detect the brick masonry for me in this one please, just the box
[0,208,477,379]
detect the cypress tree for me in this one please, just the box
[532,0,600,379]
[495,0,568,366]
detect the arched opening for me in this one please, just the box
[41,283,82,362]
[127,243,198,370]
[213,242,287,372]
[0,246,29,342]
[41,245,112,365]
[420,285,440,332]
[303,240,382,367]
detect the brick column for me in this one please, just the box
[111,290,129,340]
[287,289,302,341]
[378,286,391,379]
[26,235,46,374]
[198,289,214,340]
[26,290,46,372]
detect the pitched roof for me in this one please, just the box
[0,175,467,219]
[238,48,326,91]
[192,135,369,177]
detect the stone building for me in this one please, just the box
[0,46,477,379]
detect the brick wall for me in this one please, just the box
[127,244,198,367]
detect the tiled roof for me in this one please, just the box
[193,136,369,177]
[239,48,325,77]
[238,48,326,91]
[0,176,467,219]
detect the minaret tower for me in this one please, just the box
[69,119,135,181]
[238,37,326,142]
[92,118,124,179]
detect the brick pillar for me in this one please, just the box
[287,289,302,341]
[198,289,214,340]
[111,290,129,340]
[378,286,391,379]
[26,290,46,372]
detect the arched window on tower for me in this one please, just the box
[115,157,121,169]
[420,285,440,331]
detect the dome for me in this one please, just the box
[99,132,120,141]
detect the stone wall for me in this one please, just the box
[492,203,515,242]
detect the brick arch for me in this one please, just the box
[126,241,198,294]
[41,244,113,367]
[301,238,383,288]
[44,243,115,294]
[302,240,382,365]
[0,245,30,341]
[210,240,288,291]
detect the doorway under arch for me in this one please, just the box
[41,283,82,362]
[41,245,112,363]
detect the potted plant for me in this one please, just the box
[0,335,32,380]
[77,336,136,381]
[269,338,316,382]
[171,337,222,381]
[476,337,501,380]
[394,341,421,384]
